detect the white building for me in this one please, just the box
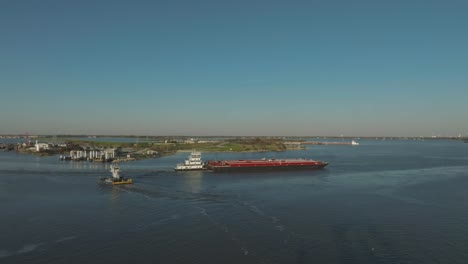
[35,140,49,152]
[184,138,197,144]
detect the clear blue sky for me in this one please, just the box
[1,0,467,136]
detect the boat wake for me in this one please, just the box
[196,206,253,258]
[0,243,44,258]
[111,184,228,204]
[131,215,180,232]
[55,236,77,243]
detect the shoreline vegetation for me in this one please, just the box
[2,135,466,162]
[2,137,290,161]
[63,137,287,152]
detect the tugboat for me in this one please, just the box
[99,164,133,185]
[175,152,206,171]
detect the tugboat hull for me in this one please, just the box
[98,177,133,185]
[175,168,206,171]
[110,179,133,185]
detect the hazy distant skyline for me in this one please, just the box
[1,0,467,137]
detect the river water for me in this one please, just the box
[1,139,468,264]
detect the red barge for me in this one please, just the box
[205,158,328,172]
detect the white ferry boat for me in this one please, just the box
[175,152,206,171]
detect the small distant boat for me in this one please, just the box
[351,140,359,146]
[175,152,206,171]
[98,164,132,185]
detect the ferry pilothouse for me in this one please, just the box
[175,152,206,171]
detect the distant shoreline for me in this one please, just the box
[1,138,288,161]
[0,135,465,140]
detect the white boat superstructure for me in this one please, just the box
[351,140,360,146]
[110,164,120,179]
[175,152,205,171]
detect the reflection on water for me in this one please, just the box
[108,185,123,205]
[65,160,110,170]
[180,171,204,193]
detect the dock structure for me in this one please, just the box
[285,140,359,146]
[284,142,305,150]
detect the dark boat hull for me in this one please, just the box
[174,168,207,171]
[98,177,133,185]
[207,163,328,172]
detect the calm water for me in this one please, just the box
[1,140,468,264]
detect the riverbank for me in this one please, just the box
[8,137,288,161]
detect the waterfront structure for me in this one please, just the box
[63,148,118,161]
[35,140,49,152]
[284,142,304,150]
[296,141,360,146]
[184,138,197,144]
